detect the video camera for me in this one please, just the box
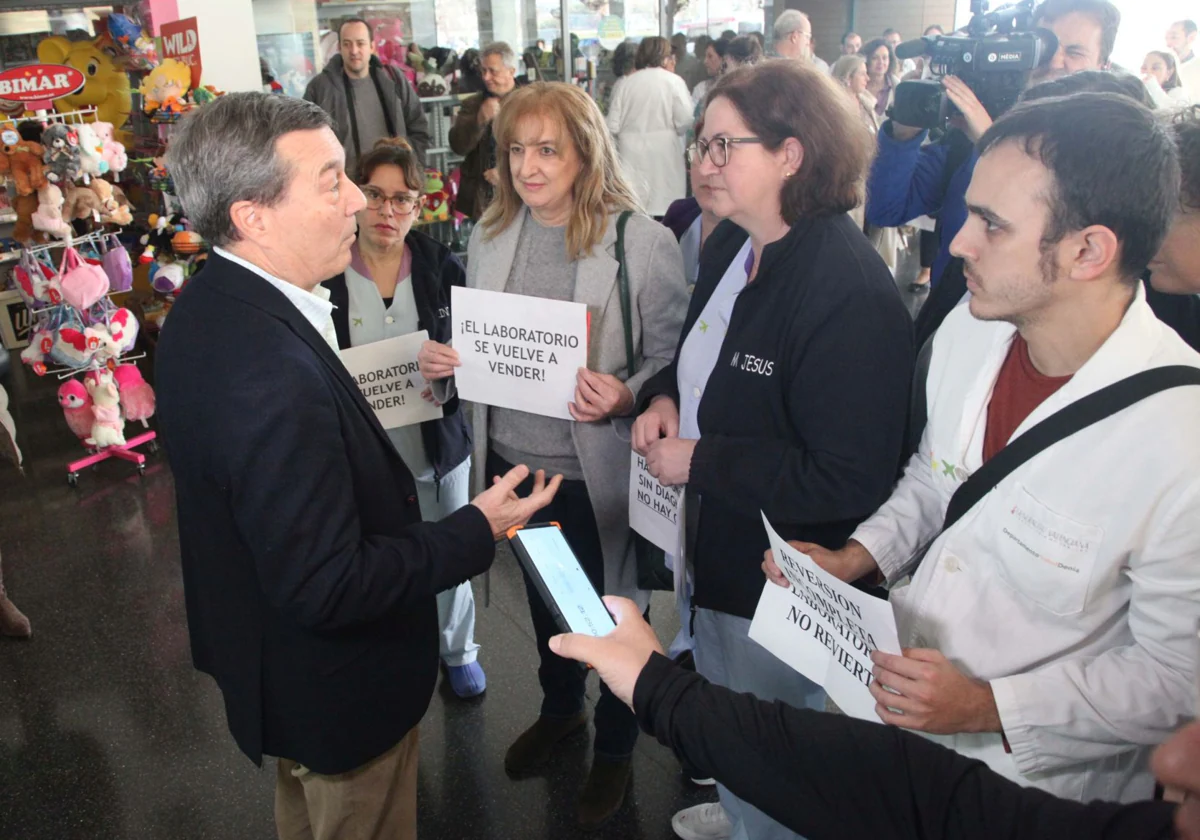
[889,0,1058,130]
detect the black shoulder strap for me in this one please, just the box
[941,365,1200,533]
[615,210,636,378]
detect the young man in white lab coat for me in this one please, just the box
[766,92,1200,804]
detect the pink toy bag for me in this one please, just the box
[59,245,110,310]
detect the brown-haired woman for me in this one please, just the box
[418,82,689,829]
[861,37,901,117]
[321,138,486,700]
[605,36,694,215]
[632,61,914,840]
[1142,50,1191,109]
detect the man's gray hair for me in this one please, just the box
[774,9,811,41]
[481,41,519,71]
[167,92,334,248]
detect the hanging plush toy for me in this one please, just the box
[57,379,94,440]
[84,368,125,448]
[31,183,72,239]
[91,121,127,174]
[76,123,106,181]
[139,60,193,117]
[89,179,131,226]
[41,124,81,185]
[107,13,159,71]
[62,183,103,223]
[112,364,155,423]
[0,130,47,196]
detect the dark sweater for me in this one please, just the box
[634,654,1176,840]
[638,216,913,618]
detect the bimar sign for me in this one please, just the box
[161,17,202,89]
[0,65,85,102]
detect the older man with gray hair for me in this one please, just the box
[156,92,559,840]
[774,10,829,73]
[450,41,524,218]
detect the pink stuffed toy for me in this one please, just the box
[92,122,128,174]
[84,369,125,448]
[57,379,94,440]
[31,183,72,239]
[113,364,155,422]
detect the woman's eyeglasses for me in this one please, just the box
[686,136,763,167]
[362,187,421,214]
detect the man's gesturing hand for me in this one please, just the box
[470,465,563,540]
[549,596,664,709]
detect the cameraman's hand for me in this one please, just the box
[943,77,993,143]
[471,465,563,540]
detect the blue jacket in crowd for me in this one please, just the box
[865,125,977,289]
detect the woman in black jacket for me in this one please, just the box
[548,598,1182,840]
[632,61,914,840]
[323,138,484,699]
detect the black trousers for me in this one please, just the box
[488,450,641,760]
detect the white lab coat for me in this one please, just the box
[606,66,694,216]
[853,287,1200,804]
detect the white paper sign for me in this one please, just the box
[749,513,902,722]
[339,331,444,429]
[452,287,589,420]
[628,451,684,556]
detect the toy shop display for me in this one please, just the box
[12,233,157,485]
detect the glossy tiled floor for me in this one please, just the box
[0,358,710,839]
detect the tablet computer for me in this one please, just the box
[508,522,616,637]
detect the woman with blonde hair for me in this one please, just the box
[418,81,688,829]
[605,36,694,215]
[832,53,901,271]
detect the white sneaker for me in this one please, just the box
[672,802,734,840]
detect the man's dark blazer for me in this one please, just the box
[155,252,495,775]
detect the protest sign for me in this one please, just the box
[749,513,901,722]
[339,331,443,429]
[628,451,684,556]
[452,287,588,420]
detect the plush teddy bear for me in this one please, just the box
[76,123,105,182]
[91,121,127,174]
[31,183,72,239]
[42,124,81,185]
[0,138,47,196]
[62,183,103,223]
[89,179,131,226]
[84,368,125,448]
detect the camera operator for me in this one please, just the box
[866,0,1121,351]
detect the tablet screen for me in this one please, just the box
[514,526,615,637]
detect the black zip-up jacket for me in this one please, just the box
[634,654,1176,840]
[638,216,914,619]
[325,229,472,483]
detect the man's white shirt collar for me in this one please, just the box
[214,246,340,356]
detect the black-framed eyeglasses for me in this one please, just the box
[686,136,763,167]
[361,186,421,214]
